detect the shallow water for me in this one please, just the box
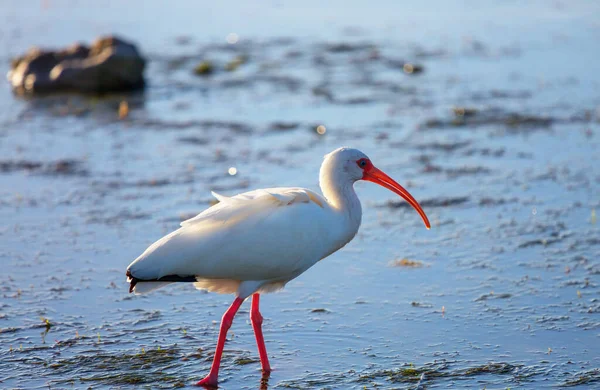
[1,1,599,389]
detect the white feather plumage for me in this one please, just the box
[127,186,357,298]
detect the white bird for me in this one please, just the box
[126,147,430,387]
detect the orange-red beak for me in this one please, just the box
[363,165,431,229]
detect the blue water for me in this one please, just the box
[1,1,599,388]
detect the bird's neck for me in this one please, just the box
[319,171,362,239]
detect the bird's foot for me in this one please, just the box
[196,374,218,388]
[261,368,272,382]
[260,369,271,389]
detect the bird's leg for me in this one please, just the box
[197,297,244,387]
[250,293,271,373]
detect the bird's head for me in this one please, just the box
[321,147,430,229]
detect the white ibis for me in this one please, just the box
[126,147,430,387]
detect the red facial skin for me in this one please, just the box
[357,158,430,229]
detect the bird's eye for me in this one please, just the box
[357,159,368,168]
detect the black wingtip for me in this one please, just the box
[126,269,138,294]
[125,270,196,293]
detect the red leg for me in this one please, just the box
[197,297,244,387]
[250,293,271,373]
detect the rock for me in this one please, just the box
[193,60,214,76]
[224,55,248,72]
[402,63,424,74]
[8,36,145,95]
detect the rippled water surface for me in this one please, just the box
[1,1,599,389]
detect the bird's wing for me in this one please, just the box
[180,187,324,228]
[127,187,335,285]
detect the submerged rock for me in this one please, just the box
[193,60,214,76]
[8,36,145,95]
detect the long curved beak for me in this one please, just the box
[363,165,431,229]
